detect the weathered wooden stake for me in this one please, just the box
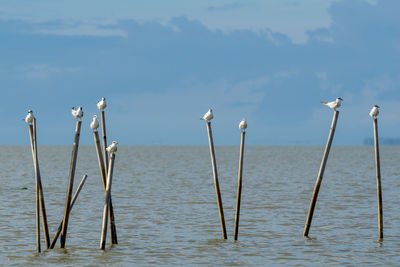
[33,118,51,249]
[28,125,41,253]
[206,121,227,239]
[93,130,118,244]
[234,131,245,241]
[100,153,116,250]
[50,174,88,249]
[303,110,339,237]
[60,120,82,248]
[373,118,383,240]
[100,110,109,176]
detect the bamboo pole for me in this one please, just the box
[373,118,383,240]
[50,174,88,249]
[100,153,116,250]
[303,110,339,237]
[28,125,41,253]
[206,121,227,239]
[60,120,82,248]
[93,130,118,244]
[100,110,109,177]
[33,118,50,249]
[234,131,245,241]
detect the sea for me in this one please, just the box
[1,145,400,266]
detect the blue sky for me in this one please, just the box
[1,0,399,145]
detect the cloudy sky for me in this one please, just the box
[1,0,399,145]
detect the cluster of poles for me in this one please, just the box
[25,97,119,252]
[202,100,384,241]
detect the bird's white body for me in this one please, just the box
[321,98,342,110]
[72,106,84,119]
[106,141,118,153]
[201,109,213,121]
[25,111,34,124]
[90,115,99,130]
[239,118,247,130]
[97,98,107,110]
[369,105,380,118]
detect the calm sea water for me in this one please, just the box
[1,145,400,266]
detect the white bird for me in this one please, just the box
[321,97,343,110]
[24,110,34,124]
[239,118,247,130]
[106,141,118,153]
[369,105,380,118]
[90,115,99,130]
[200,109,213,121]
[71,106,84,120]
[97,97,107,110]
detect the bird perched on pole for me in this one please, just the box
[90,115,99,130]
[238,118,247,131]
[97,97,107,110]
[24,110,34,124]
[106,141,118,153]
[321,97,343,111]
[201,109,213,121]
[369,105,380,118]
[71,106,84,120]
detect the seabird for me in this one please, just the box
[24,110,34,124]
[71,106,84,120]
[239,118,247,130]
[106,141,118,153]
[90,115,99,130]
[200,109,213,121]
[97,97,107,110]
[369,105,380,118]
[321,97,343,110]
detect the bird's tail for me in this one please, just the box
[200,117,204,120]
[321,101,327,105]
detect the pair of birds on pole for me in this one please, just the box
[201,109,248,130]
[321,97,380,118]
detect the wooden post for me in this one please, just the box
[50,174,88,249]
[60,120,82,248]
[206,121,227,239]
[32,118,51,249]
[373,118,383,240]
[28,125,41,253]
[100,110,109,176]
[303,110,339,237]
[93,131,118,244]
[234,131,245,241]
[100,153,116,250]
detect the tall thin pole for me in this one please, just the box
[100,110,109,177]
[28,125,41,253]
[234,131,246,241]
[100,153,116,250]
[50,174,88,249]
[206,121,227,239]
[373,118,383,240]
[60,120,82,248]
[32,118,50,249]
[304,110,339,237]
[93,131,118,244]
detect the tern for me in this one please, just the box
[90,115,99,130]
[24,110,34,124]
[321,97,343,110]
[369,105,380,118]
[200,109,213,121]
[71,106,84,120]
[106,141,118,153]
[239,118,247,130]
[97,97,107,110]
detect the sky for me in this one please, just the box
[0,0,399,145]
